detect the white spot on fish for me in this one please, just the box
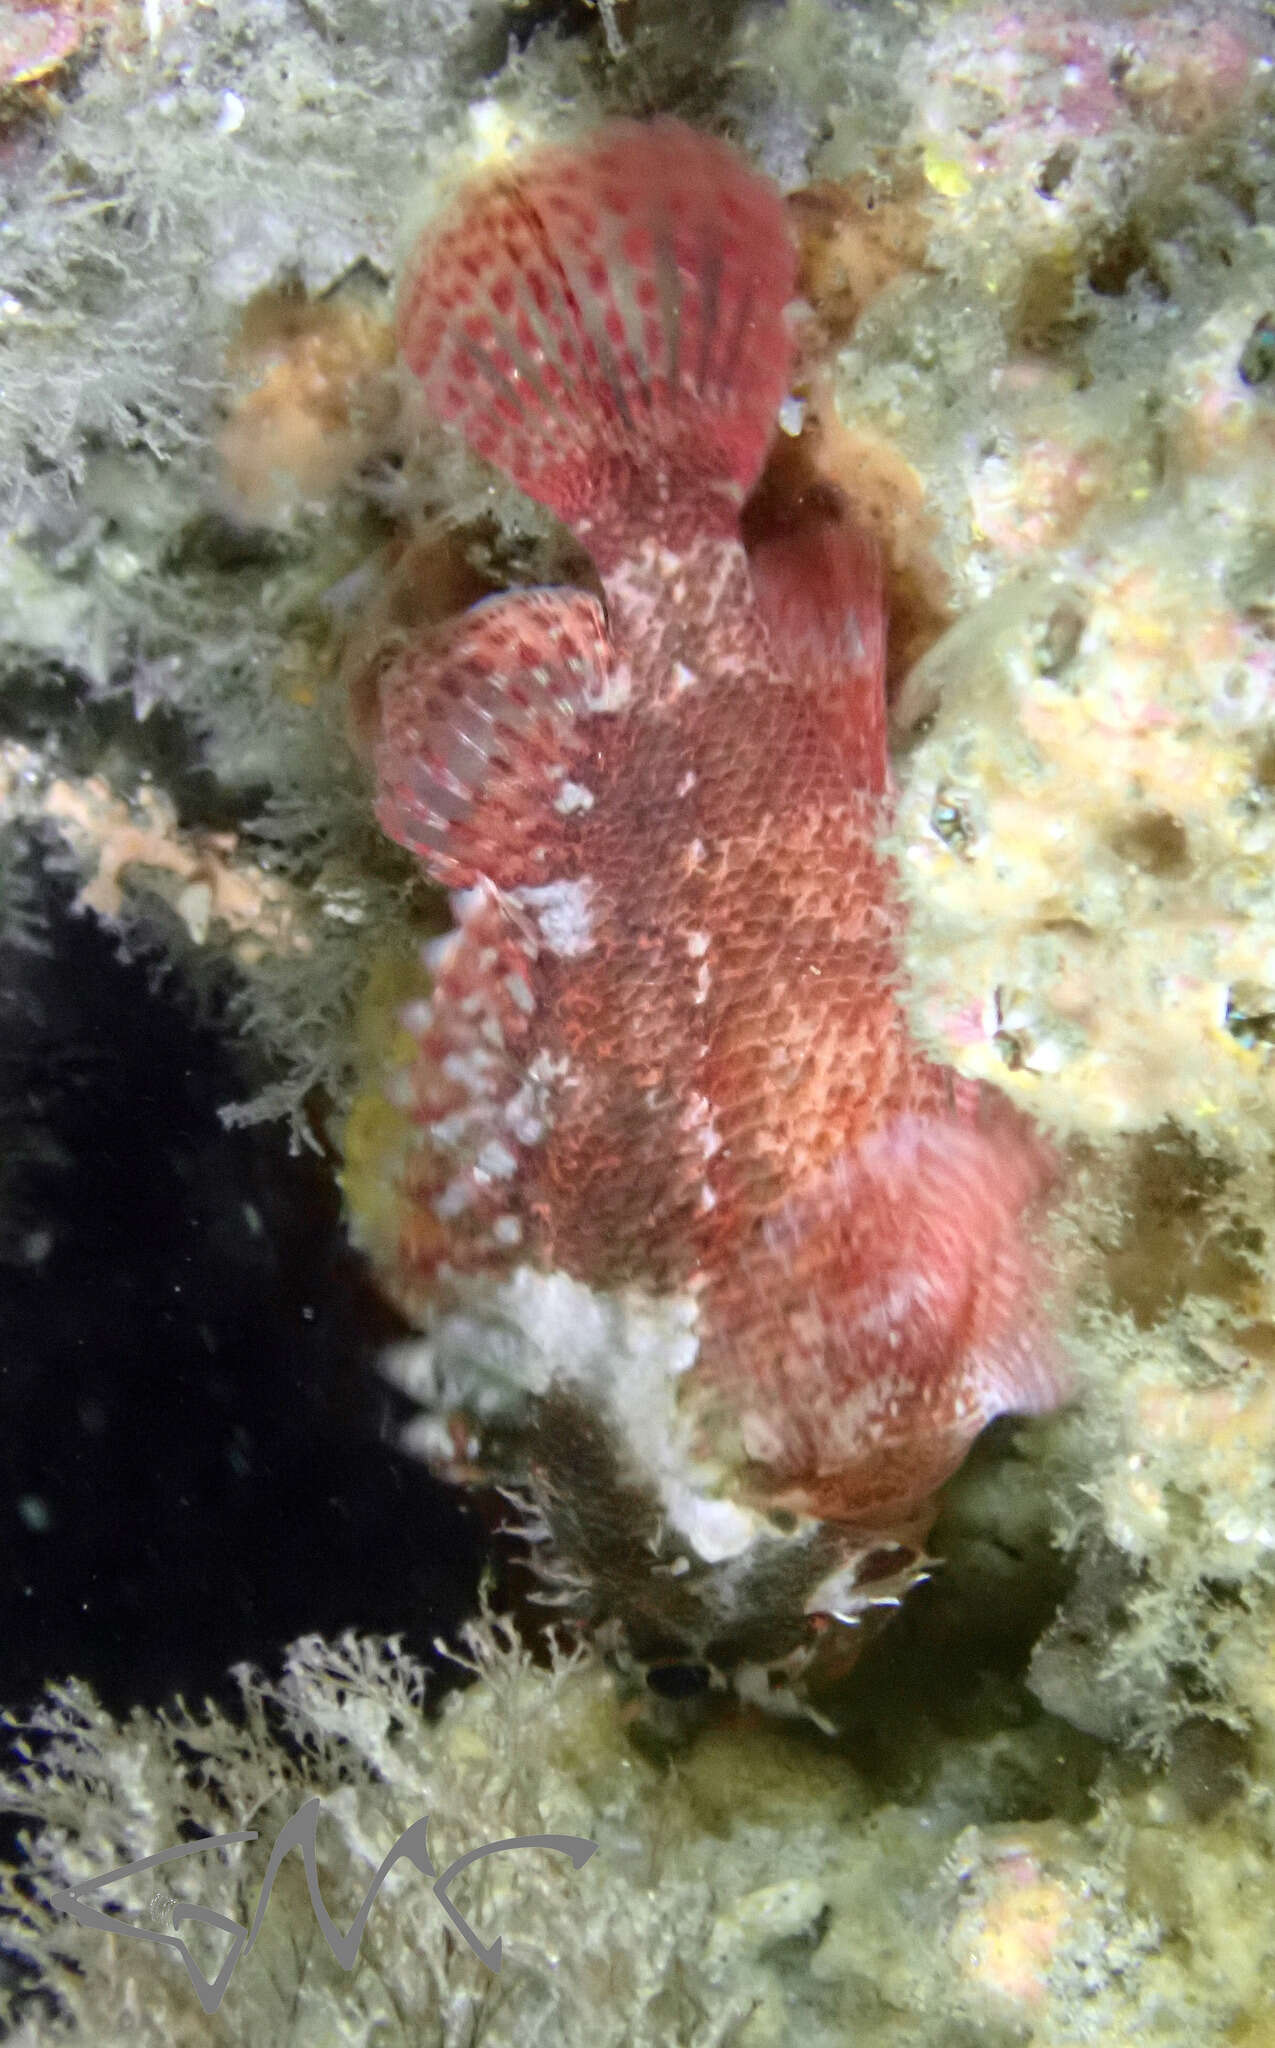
[554,780,595,814]
[449,885,485,925]
[503,1047,570,1145]
[684,1091,723,1158]
[584,659,632,712]
[400,998,433,1036]
[429,1105,489,1148]
[441,1047,500,1096]
[474,1139,518,1182]
[513,878,596,958]
[505,1096,544,1145]
[663,1484,756,1563]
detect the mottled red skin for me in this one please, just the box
[373,120,1061,1547]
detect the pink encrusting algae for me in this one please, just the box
[370,119,1064,1705]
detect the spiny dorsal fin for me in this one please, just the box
[397,120,797,554]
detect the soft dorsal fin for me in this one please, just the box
[748,498,890,793]
[374,586,614,890]
[396,120,797,556]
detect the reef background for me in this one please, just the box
[3,1,1275,2042]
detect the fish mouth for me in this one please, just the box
[521,1382,933,1728]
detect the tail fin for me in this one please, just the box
[397,119,797,551]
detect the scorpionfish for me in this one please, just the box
[368,118,1063,1714]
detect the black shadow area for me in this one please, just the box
[0,864,482,1719]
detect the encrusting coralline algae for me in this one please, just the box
[5,2,1275,2043]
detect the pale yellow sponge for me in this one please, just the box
[896,434,1275,1146]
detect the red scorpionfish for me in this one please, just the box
[369,118,1064,1716]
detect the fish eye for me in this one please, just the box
[645,1661,712,1700]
